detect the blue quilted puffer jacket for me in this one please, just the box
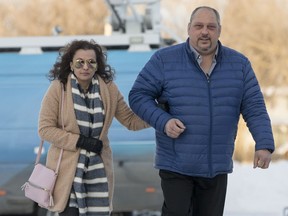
[129,39,275,178]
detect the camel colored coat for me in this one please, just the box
[38,75,149,213]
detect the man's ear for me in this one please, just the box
[187,22,191,33]
[218,25,222,36]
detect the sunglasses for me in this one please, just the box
[73,59,97,69]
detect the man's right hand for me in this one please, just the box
[164,118,186,138]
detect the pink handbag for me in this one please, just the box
[21,140,63,208]
[21,87,64,209]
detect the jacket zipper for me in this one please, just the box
[197,66,213,177]
[207,78,213,177]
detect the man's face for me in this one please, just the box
[187,8,221,56]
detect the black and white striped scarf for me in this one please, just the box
[69,74,110,216]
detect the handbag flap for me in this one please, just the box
[28,163,57,191]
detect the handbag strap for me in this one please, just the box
[35,85,65,175]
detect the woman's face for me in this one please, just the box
[70,49,97,88]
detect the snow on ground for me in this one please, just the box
[224,160,288,216]
[132,161,288,216]
[132,160,288,216]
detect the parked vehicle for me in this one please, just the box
[0,1,178,214]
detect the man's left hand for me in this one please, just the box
[253,149,272,169]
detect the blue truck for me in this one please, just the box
[0,1,180,214]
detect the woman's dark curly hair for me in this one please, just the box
[47,39,115,87]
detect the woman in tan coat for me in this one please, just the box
[38,39,149,216]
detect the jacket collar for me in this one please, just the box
[185,38,223,61]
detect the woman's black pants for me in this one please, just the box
[58,201,79,216]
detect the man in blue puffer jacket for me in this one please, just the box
[129,6,275,216]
